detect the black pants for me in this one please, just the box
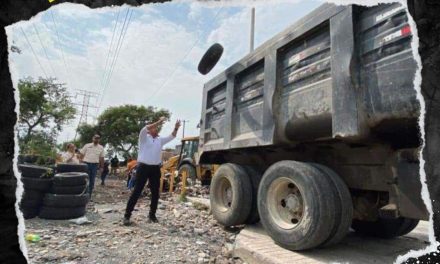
[124,163,160,218]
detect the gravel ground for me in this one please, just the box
[24,178,244,264]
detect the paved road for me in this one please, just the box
[233,221,431,264]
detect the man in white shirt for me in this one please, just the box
[123,117,181,225]
[80,134,105,199]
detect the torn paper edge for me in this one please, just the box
[6,23,29,262]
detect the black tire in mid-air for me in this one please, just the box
[352,217,419,238]
[210,163,253,227]
[258,160,338,251]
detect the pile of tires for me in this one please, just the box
[55,163,88,174]
[18,164,53,219]
[39,172,89,220]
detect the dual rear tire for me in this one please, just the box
[210,161,353,250]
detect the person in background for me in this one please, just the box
[80,134,105,199]
[126,157,138,188]
[61,143,80,164]
[110,155,119,176]
[101,159,110,186]
[123,117,180,225]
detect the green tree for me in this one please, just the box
[77,105,170,157]
[19,131,58,165]
[18,77,76,140]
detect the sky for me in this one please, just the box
[6,0,322,148]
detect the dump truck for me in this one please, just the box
[198,3,427,251]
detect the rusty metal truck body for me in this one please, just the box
[198,3,427,250]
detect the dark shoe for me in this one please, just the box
[101,182,105,186]
[148,214,158,223]
[123,217,131,226]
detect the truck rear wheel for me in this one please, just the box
[310,163,353,247]
[244,166,263,224]
[210,163,252,227]
[352,217,419,238]
[258,161,337,250]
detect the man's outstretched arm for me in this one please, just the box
[161,120,181,145]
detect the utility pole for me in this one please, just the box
[182,120,189,138]
[73,89,99,140]
[250,7,255,52]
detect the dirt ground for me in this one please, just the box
[24,176,243,264]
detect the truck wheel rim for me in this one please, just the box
[267,177,304,230]
[215,177,233,212]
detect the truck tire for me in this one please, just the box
[210,163,252,227]
[53,172,87,186]
[21,177,53,192]
[258,161,337,250]
[398,219,419,236]
[18,164,50,178]
[178,164,197,186]
[43,194,89,208]
[56,163,88,173]
[310,163,353,247]
[39,206,86,220]
[51,184,87,195]
[244,166,263,224]
[352,217,419,238]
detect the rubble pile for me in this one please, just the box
[24,179,244,264]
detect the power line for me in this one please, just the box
[20,26,48,79]
[98,9,121,98]
[144,6,224,103]
[96,8,134,113]
[50,10,72,88]
[33,24,57,77]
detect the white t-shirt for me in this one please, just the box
[138,127,175,165]
[61,151,80,164]
[80,143,105,163]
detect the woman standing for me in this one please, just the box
[61,143,80,164]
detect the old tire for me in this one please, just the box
[398,219,419,236]
[39,206,86,220]
[258,161,337,251]
[18,164,50,178]
[244,166,263,224]
[43,194,89,208]
[53,172,87,186]
[178,164,197,186]
[210,163,252,227]
[20,206,39,219]
[51,184,87,195]
[22,189,44,201]
[352,217,419,238]
[310,163,353,247]
[56,163,88,173]
[21,177,53,192]
[20,197,42,208]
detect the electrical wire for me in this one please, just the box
[33,24,57,78]
[20,26,48,79]
[50,10,71,87]
[96,8,134,113]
